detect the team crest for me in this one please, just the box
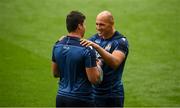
[105,43,112,51]
[95,39,101,44]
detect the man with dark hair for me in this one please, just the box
[81,10,129,107]
[51,11,102,107]
[66,11,86,33]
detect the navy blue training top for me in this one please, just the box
[89,31,129,97]
[52,36,97,101]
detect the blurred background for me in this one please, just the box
[0,0,179,107]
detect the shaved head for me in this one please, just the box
[97,11,114,25]
[95,11,115,39]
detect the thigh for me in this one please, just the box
[56,95,66,107]
[68,98,95,107]
[56,95,94,107]
[95,96,124,107]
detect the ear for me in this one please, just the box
[78,24,83,30]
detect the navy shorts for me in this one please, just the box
[56,95,95,107]
[94,96,124,107]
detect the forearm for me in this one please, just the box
[86,66,102,84]
[52,62,60,78]
[80,39,124,69]
[94,44,121,69]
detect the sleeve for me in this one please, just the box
[115,37,129,56]
[84,47,97,68]
[52,46,56,62]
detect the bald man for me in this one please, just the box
[81,11,129,107]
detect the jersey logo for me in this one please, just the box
[95,39,101,44]
[121,38,126,42]
[63,45,70,50]
[105,43,112,51]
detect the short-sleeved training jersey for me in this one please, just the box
[52,36,97,101]
[89,31,129,97]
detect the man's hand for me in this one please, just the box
[96,59,103,66]
[80,39,99,49]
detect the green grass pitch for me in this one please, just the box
[0,0,179,107]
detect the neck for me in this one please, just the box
[103,29,116,39]
[68,32,82,38]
